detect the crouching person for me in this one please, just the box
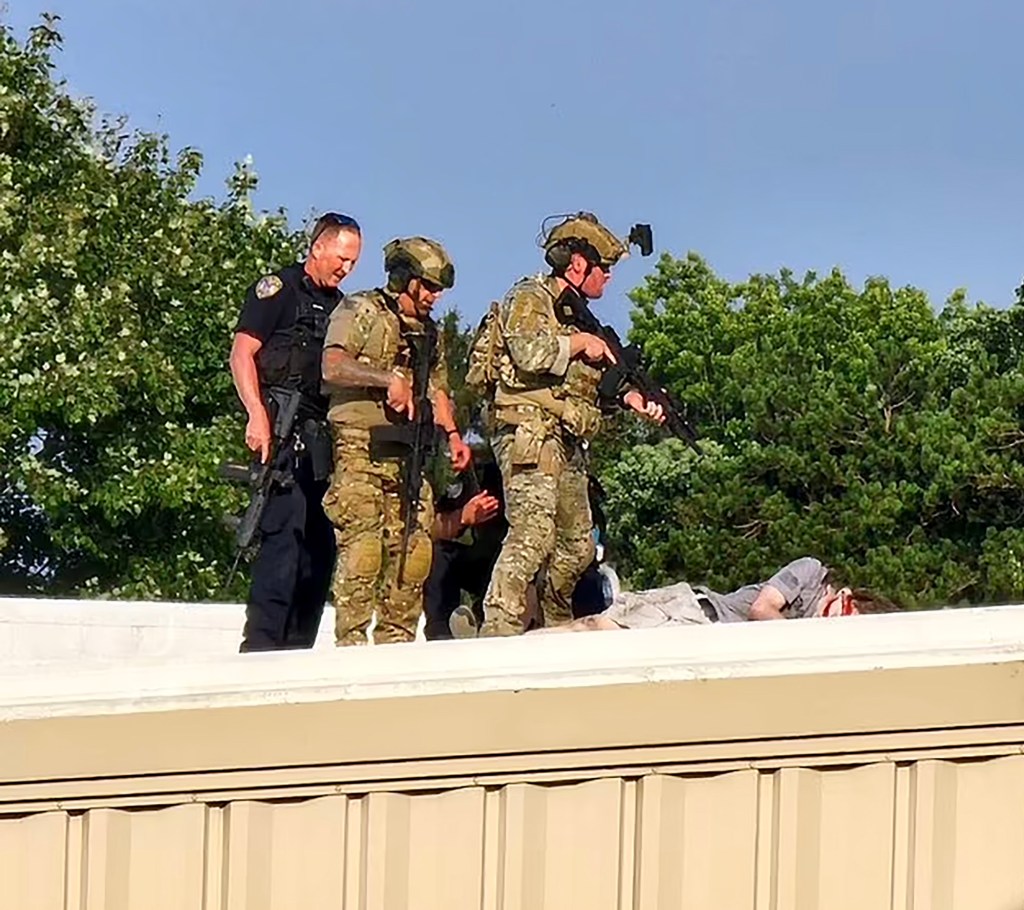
[320,237,470,645]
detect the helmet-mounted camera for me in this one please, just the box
[627,223,654,257]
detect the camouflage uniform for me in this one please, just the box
[479,213,634,636]
[322,242,452,646]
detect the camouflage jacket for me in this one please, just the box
[323,288,448,430]
[493,274,605,440]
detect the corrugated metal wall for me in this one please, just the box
[3,755,1023,910]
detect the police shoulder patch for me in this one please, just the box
[255,275,283,299]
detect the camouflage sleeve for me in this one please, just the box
[323,296,376,355]
[501,284,571,376]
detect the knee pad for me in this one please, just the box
[345,533,383,579]
[399,532,433,585]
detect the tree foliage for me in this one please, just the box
[601,254,1024,608]
[5,16,1023,611]
[0,17,299,597]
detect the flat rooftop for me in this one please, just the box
[2,598,1023,722]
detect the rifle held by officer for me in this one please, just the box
[396,329,437,585]
[368,328,439,585]
[220,386,303,585]
[561,293,700,451]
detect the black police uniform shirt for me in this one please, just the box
[235,262,342,404]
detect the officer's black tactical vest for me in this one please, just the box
[257,282,337,411]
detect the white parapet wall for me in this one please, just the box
[0,595,338,662]
[2,602,1024,909]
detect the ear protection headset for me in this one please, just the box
[544,237,602,274]
[386,257,415,293]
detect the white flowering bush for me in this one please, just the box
[0,16,300,597]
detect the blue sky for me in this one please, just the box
[7,0,1024,330]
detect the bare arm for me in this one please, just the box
[322,346,394,390]
[229,333,265,416]
[433,492,501,540]
[748,584,787,621]
[431,388,458,434]
[433,509,464,541]
[229,332,271,462]
[432,388,471,470]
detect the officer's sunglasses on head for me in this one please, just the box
[310,212,361,246]
[419,278,445,294]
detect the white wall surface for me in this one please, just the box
[0,596,338,663]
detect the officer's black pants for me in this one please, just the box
[571,562,610,617]
[240,456,335,652]
[423,540,493,640]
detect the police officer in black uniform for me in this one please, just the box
[229,213,363,651]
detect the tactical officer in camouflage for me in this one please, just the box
[321,237,471,646]
[478,213,666,636]
[230,213,363,651]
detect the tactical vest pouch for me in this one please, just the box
[510,421,545,467]
[465,302,502,393]
[368,424,415,461]
[561,399,603,440]
[368,423,440,462]
[256,344,292,388]
[494,385,565,420]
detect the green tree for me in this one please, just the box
[437,306,474,428]
[602,253,1024,608]
[0,16,300,597]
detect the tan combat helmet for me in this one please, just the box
[542,212,631,272]
[384,236,455,291]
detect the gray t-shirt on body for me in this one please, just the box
[697,557,829,622]
[605,557,830,629]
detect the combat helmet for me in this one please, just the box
[542,212,631,272]
[384,236,455,291]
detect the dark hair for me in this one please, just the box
[849,588,903,615]
[822,566,903,614]
[310,212,361,247]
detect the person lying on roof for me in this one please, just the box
[539,557,901,633]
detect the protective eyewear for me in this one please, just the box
[310,212,361,245]
[419,278,445,294]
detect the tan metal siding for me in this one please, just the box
[223,798,347,909]
[4,756,1024,909]
[0,811,67,910]
[635,771,760,909]
[907,757,1024,910]
[81,805,207,910]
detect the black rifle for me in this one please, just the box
[369,328,438,585]
[559,293,700,451]
[220,386,303,586]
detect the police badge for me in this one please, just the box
[255,275,283,299]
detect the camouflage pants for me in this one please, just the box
[322,426,434,646]
[481,422,595,636]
